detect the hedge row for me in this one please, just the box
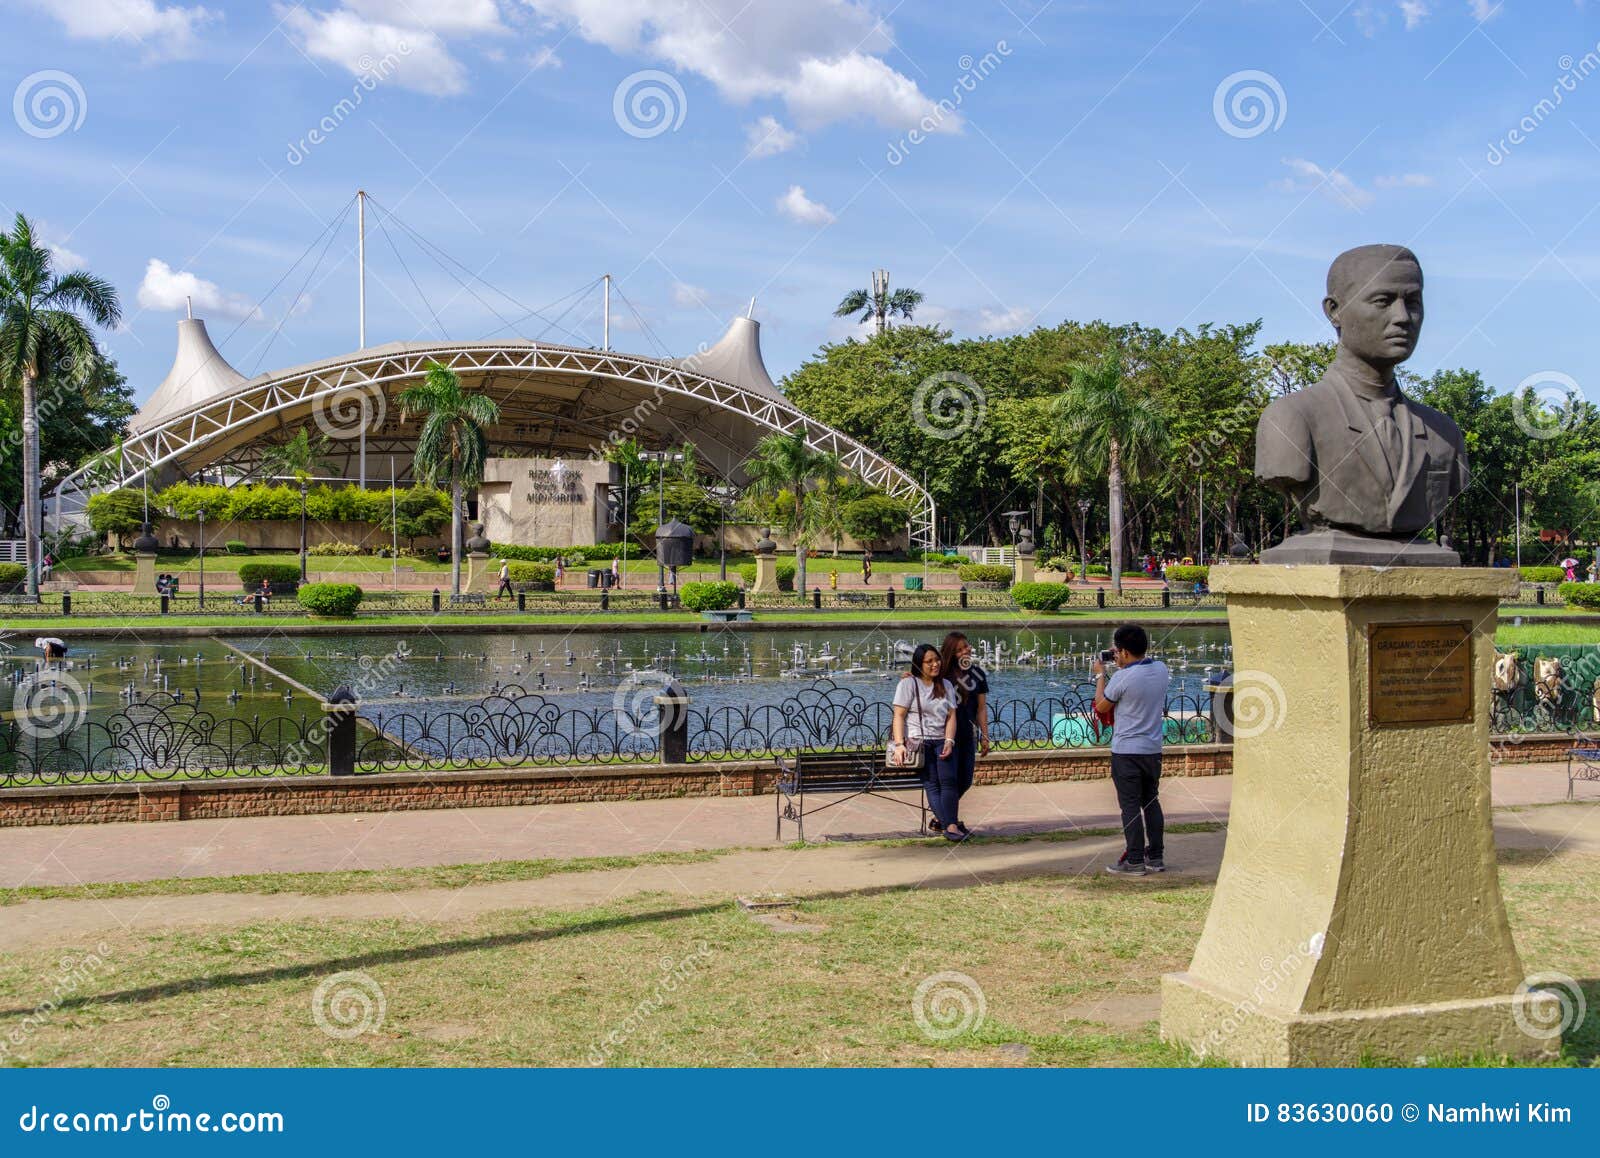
[297,583,363,617]
[957,563,1013,585]
[679,580,740,611]
[1010,582,1071,611]
[0,562,25,585]
[1165,565,1209,584]
[1558,582,1600,609]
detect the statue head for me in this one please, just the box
[1323,244,1423,371]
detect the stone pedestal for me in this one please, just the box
[133,552,159,596]
[1160,565,1556,1066]
[752,554,778,594]
[466,551,495,594]
[1014,557,1035,584]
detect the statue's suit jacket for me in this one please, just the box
[1255,371,1470,535]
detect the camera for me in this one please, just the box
[1099,649,1115,663]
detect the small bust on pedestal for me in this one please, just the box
[752,527,779,593]
[132,522,161,595]
[1254,244,1467,566]
[1014,527,1036,583]
[464,523,494,593]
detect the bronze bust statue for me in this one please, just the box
[1255,244,1467,565]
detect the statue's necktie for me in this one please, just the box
[1373,396,1403,482]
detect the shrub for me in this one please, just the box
[1558,582,1600,610]
[957,563,1013,585]
[1010,582,1071,611]
[307,541,366,556]
[925,552,967,568]
[491,543,620,564]
[238,562,303,589]
[842,493,911,547]
[224,540,249,555]
[1521,566,1566,584]
[0,562,25,586]
[86,488,148,539]
[507,562,556,586]
[1165,565,1210,585]
[297,582,363,617]
[678,580,740,611]
[1040,554,1076,573]
[736,559,796,590]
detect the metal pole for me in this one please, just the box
[1198,475,1205,567]
[390,455,398,592]
[657,455,666,591]
[358,190,367,489]
[621,461,629,589]
[1515,482,1522,570]
[602,273,611,352]
[198,508,205,609]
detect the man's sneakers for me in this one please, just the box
[1145,857,1167,873]
[1105,852,1147,877]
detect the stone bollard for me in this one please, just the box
[432,588,441,613]
[160,594,169,616]
[653,682,691,764]
[325,685,358,777]
[601,590,610,611]
[959,586,968,609]
[61,592,71,616]
[517,591,526,612]
[887,588,896,610]
[1096,588,1105,609]
[812,586,821,610]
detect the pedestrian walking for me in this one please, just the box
[496,559,513,600]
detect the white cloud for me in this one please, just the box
[137,259,262,322]
[35,222,86,271]
[1398,0,1431,27]
[340,0,504,35]
[978,306,1032,333]
[744,115,799,159]
[279,5,469,95]
[1375,172,1434,188]
[1274,157,1375,209]
[27,0,217,59]
[775,185,835,226]
[519,0,953,132]
[528,45,562,69]
[1468,0,1498,21]
[671,281,709,307]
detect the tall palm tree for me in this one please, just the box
[743,431,842,595]
[834,269,923,334]
[1054,352,1169,594]
[0,213,120,596]
[397,362,500,595]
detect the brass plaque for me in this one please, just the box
[1367,621,1474,727]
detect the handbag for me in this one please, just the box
[887,679,929,769]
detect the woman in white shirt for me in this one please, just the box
[890,643,963,842]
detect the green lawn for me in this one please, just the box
[0,836,1591,1067]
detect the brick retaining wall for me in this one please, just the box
[0,736,1570,827]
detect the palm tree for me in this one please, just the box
[834,269,923,334]
[742,431,842,595]
[397,362,500,595]
[263,428,331,582]
[0,213,120,596]
[1054,352,1169,594]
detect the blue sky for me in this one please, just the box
[2,0,1598,409]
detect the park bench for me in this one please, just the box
[1567,744,1600,800]
[0,593,39,605]
[834,591,876,606]
[448,593,487,607]
[701,609,752,622]
[773,747,927,842]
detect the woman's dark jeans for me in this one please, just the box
[920,739,962,828]
[953,732,977,801]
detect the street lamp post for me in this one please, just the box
[298,479,309,583]
[657,454,666,592]
[1076,498,1092,585]
[197,506,206,609]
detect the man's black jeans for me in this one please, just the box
[1110,752,1164,864]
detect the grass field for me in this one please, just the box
[0,836,1593,1067]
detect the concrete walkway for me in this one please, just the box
[1,763,1591,890]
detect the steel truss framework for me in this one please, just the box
[50,341,936,549]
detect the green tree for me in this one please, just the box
[85,487,146,543]
[0,213,121,594]
[842,492,910,551]
[384,485,451,550]
[262,428,332,582]
[396,361,501,594]
[1056,352,1170,592]
[742,431,842,593]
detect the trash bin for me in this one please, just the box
[587,569,602,589]
[436,546,450,563]
[904,575,924,591]
[599,569,615,589]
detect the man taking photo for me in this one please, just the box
[1092,624,1172,877]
